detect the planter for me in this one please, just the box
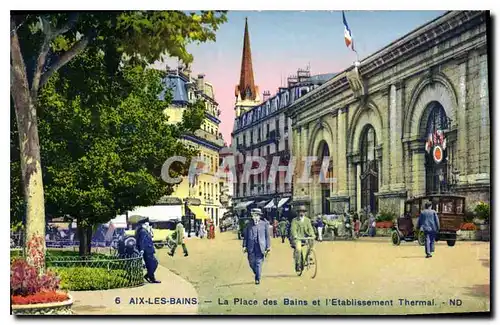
[457,230,479,241]
[375,221,394,229]
[376,228,392,237]
[11,294,73,315]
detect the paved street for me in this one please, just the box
[158,231,490,315]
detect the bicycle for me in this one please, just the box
[292,237,317,279]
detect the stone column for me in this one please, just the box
[337,107,348,196]
[303,124,310,197]
[456,57,468,184]
[410,143,426,197]
[356,164,361,211]
[478,51,490,179]
[332,113,339,195]
[389,83,405,190]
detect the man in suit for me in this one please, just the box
[290,205,315,272]
[417,201,440,258]
[168,219,189,257]
[242,208,271,285]
[135,217,161,283]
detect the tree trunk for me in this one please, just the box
[11,19,46,269]
[77,222,92,256]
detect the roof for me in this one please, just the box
[160,75,188,103]
[301,73,337,85]
[235,18,258,101]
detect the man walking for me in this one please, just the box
[242,208,271,285]
[278,217,288,243]
[316,216,324,242]
[135,217,160,283]
[290,206,315,272]
[368,213,376,237]
[168,219,189,257]
[417,201,440,258]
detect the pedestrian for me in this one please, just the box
[368,213,376,237]
[168,219,189,257]
[135,217,160,283]
[316,216,324,242]
[354,216,361,238]
[208,220,215,239]
[273,219,278,238]
[199,222,206,238]
[242,208,271,285]
[278,218,288,243]
[417,201,440,258]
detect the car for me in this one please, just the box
[399,194,465,247]
[125,220,176,249]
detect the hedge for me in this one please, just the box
[49,267,141,291]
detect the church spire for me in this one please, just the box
[235,17,258,101]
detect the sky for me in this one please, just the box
[154,10,447,144]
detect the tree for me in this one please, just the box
[11,48,206,255]
[10,11,227,265]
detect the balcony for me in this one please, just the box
[194,129,224,147]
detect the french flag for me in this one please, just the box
[342,11,355,51]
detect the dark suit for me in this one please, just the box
[242,219,271,281]
[417,208,440,256]
[136,226,158,280]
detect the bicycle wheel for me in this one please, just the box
[308,249,318,279]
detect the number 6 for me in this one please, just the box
[115,297,121,304]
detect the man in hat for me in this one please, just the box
[278,217,288,244]
[417,201,440,258]
[135,217,160,283]
[290,205,315,272]
[242,208,271,285]
[168,219,189,257]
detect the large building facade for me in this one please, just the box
[231,18,335,217]
[288,11,490,216]
[163,67,226,227]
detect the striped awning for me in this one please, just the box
[277,198,290,208]
[264,200,275,209]
[234,201,254,210]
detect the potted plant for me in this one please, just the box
[10,237,73,315]
[474,202,490,229]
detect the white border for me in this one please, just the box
[2,1,498,325]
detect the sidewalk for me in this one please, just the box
[70,265,198,315]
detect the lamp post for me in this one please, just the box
[451,167,460,193]
[438,169,444,194]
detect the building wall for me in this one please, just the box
[163,72,225,227]
[289,11,490,217]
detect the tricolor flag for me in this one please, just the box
[342,11,355,52]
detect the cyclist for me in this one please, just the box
[290,205,315,272]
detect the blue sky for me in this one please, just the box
[155,10,447,142]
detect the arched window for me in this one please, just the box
[425,102,449,194]
[360,126,378,213]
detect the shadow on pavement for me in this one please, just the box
[216,281,256,288]
[479,258,490,268]
[263,274,296,279]
[462,284,490,298]
[400,256,426,259]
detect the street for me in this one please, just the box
[158,231,490,315]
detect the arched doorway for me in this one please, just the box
[423,102,450,194]
[359,126,378,213]
[316,140,331,214]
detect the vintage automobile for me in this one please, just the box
[396,195,465,247]
[125,220,176,249]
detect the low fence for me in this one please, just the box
[46,253,145,290]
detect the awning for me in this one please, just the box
[256,200,268,208]
[125,205,183,223]
[234,201,254,210]
[277,198,290,208]
[188,205,209,220]
[264,200,275,209]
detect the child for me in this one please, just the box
[354,217,361,238]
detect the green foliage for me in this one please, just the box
[182,100,207,133]
[49,267,138,291]
[10,48,202,231]
[474,202,490,222]
[376,211,396,222]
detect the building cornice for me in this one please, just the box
[182,134,223,151]
[288,10,487,121]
